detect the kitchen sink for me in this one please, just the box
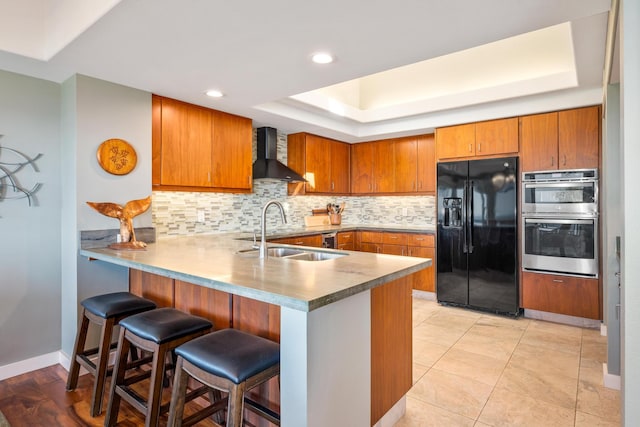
[236,246,347,261]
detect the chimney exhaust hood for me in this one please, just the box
[253,127,306,182]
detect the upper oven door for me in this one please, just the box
[522,217,598,277]
[522,180,598,215]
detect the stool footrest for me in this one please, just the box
[245,397,281,426]
[182,395,228,427]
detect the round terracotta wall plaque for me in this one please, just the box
[96,138,137,175]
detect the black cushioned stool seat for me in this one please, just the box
[104,308,213,427]
[167,328,280,427]
[66,292,156,417]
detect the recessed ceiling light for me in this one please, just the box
[311,52,334,64]
[205,89,224,98]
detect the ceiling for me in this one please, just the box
[0,0,612,143]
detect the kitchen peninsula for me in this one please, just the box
[80,233,431,427]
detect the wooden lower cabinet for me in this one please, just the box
[359,231,383,253]
[371,275,413,424]
[337,231,355,250]
[521,271,601,320]
[408,246,435,292]
[269,234,322,247]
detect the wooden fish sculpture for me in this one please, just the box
[86,196,151,250]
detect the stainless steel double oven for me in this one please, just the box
[521,169,599,278]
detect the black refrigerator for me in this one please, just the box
[436,157,520,316]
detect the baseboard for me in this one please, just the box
[603,363,621,390]
[0,351,63,381]
[412,290,436,301]
[0,348,108,382]
[601,323,608,336]
[523,309,602,329]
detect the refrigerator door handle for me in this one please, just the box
[468,180,474,253]
[462,180,468,253]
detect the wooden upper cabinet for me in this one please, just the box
[304,134,332,193]
[330,139,350,193]
[372,140,395,193]
[520,106,600,172]
[416,134,435,193]
[558,106,600,169]
[350,134,435,194]
[211,110,252,190]
[436,119,518,161]
[436,123,475,160]
[475,117,518,156]
[152,95,253,191]
[287,133,350,194]
[159,97,213,187]
[351,143,374,193]
[520,111,559,171]
[394,137,417,193]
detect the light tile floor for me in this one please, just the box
[396,298,620,427]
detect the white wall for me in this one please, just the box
[620,0,640,423]
[0,70,61,366]
[602,83,621,376]
[60,74,151,356]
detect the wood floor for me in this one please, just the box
[0,364,220,427]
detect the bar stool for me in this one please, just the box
[167,328,281,427]
[66,291,157,416]
[104,307,213,427]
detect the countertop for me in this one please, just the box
[80,232,431,312]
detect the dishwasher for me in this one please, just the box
[321,232,337,249]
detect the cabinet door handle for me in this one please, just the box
[207,172,211,183]
[469,143,473,152]
[402,248,405,256]
[478,143,482,152]
[551,156,555,166]
[331,182,335,191]
[563,154,567,166]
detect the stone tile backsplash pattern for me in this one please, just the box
[152,130,436,236]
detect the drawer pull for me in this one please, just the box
[552,279,564,283]
[415,237,424,241]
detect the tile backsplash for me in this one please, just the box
[152,130,436,236]
[152,186,435,236]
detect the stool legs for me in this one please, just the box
[66,308,90,391]
[104,327,131,427]
[66,308,117,416]
[167,358,189,427]
[228,382,246,427]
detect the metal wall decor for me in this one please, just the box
[0,135,43,206]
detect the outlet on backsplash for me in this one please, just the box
[197,209,205,223]
[402,207,408,216]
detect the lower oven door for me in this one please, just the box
[522,216,598,277]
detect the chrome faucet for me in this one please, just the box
[260,200,287,258]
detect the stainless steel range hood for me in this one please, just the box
[253,127,306,182]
